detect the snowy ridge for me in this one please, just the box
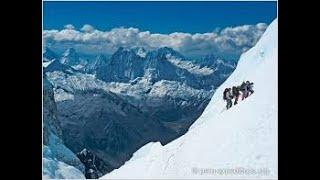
[165,54,214,76]
[46,71,212,105]
[102,18,278,179]
[43,60,54,68]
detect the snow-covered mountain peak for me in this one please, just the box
[113,46,149,59]
[113,47,143,59]
[147,47,184,60]
[45,59,77,74]
[132,47,147,58]
[60,48,84,67]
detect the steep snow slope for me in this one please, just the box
[102,18,278,179]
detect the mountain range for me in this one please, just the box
[43,45,236,178]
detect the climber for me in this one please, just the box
[223,88,233,109]
[240,81,248,100]
[246,81,254,96]
[232,86,240,105]
[223,88,228,101]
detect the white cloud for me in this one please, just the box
[44,23,268,59]
[64,24,75,30]
[81,24,95,33]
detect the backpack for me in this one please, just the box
[233,87,239,96]
[232,87,237,95]
[240,82,246,90]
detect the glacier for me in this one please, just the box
[101,18,278,179]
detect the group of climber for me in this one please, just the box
[223,81,254,110]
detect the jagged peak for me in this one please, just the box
[147,47,185,60]
[45,58,77,73]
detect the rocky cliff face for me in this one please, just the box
[84,54,108,74]
[97,47,145,82]
[43,76,86,179]
[43,76,62,145]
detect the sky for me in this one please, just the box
[44,1,277,34]
[43,1,277,59]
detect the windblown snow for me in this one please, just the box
[101,18,278,179]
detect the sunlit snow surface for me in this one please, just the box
[102,18,278,179]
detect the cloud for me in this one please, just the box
[81,24,95,33]
[64,24,75,30]
[43,23,268,59]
